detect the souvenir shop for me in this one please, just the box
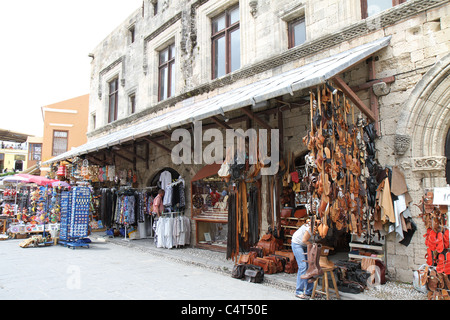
[1,174,65,245]
[50,159,191,249]
[213,80,422,294]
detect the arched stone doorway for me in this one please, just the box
[147,167,181,188]
[395,53,450,189]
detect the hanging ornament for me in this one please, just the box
[57,164,66,177]
[81,159,89,178]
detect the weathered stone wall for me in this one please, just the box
[86,0,450,282]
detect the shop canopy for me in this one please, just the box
[16,174,58,186]
[0,129,30,143]
[44,36,391,165]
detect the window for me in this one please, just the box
[211,5,240,79]
[152,0,158,15]
[52,131,68,156]
[129,26,136,44]
[91,113,96,130]
[361,0,407,19]
[129,94,136,114]
[158,44,175,101]
[108,78,119,123]
[288,17,306,49]
[29,143,42,161]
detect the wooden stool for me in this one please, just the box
[311,267,340,300]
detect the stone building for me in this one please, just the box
[46,0,450,282]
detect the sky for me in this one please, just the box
[0,0,144,137]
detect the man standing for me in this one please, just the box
[152,189,165,217]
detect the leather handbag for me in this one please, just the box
[294,208,307,218]
[245,269,264,283]
[275,250,298,274]
[264,255,284,273]
[244,265,264,283]
[253,257,277,274]
[257,234,282,256]
[249,246,264,258]
[267,254,288,272]
[280,207,292,225]
[238,251,257,265]
[231,264,247,279]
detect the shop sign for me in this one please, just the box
[433,187,450,205]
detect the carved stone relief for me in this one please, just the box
[394,134,411,155]
[412,156,446,172]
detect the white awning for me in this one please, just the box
[44,36,391,164]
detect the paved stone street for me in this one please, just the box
[0,238,298,301]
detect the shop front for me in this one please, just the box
[40,36,427,289]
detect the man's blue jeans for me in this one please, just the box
[292,242,313,295]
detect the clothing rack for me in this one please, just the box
[155,211,191,249]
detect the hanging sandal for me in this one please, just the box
[428,230,437,251]
[444,229,449,249]
[444,252,450,275]
[437,254,445,273]
[437,232,444,253]
[426,247,433,266]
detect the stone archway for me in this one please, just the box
[395,53,450,189]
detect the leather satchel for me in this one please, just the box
[244,265,264,283]
[249,246,264,258]
[231,263,247,279]
[275,250,298,274]
[253,257,277,274]
[257,234,282,256]
[267,254,287,272]
[238,251,257,265]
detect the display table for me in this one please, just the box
[8,223,60,235]
[0,216,9,234]
[193,209,228,252]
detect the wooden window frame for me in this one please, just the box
[158,44,175,102]
[52,130,68,157]
[360,0,407,19]
[288,17,306,49]
[108,78,119,123]
[211,4,240,80]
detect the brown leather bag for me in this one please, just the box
[264,256,283,273]
[257,234,282,256]
[238,251,257,265]
[267,255,287,272]
[249,246,264,258]
[253,257,277,274]
[275,250,298,274]
[280,208,292,225]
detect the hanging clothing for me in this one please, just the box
[155,214,190,249]
[163,185,173,207]
[159,171,172,190]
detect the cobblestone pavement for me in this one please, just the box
[0,238,298,300]
[0,234,426,302]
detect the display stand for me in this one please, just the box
[348,234,386,265]
[190,164,228,252]
[60,186,91,249]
